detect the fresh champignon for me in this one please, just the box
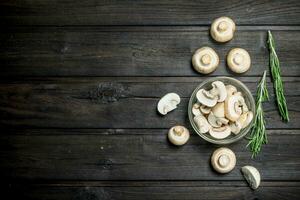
[157,93,180,115]
[227,48,251,73]
[196,89,217,107]
[210,81,227,102]
[225,94,245,121]
[209,125,231,139]
[210,17,236,43]
[211,147,236,173]
[200,105,211,115]
[192,47,219,74]
[226,85,237,97]
[192,103,202,116]
[194,115,211,133]
[168,125,190,146]
[212,102,225,118]
[241,166,261,190]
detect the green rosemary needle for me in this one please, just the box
[247,70,269,158]
[267,31,289,122]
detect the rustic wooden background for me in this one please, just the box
[1,0,300,199]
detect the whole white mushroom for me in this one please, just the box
[192,47,219,74]
[210,17,236,42]
[227,48,251,73]
[168,125,190,146]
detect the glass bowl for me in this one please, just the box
[188,77,255,144]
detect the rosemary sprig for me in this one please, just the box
[267,31,289,122]
[247,70,269,158]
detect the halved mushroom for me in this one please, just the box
[168,125,190,146]
[227,48,251,73]
[226,85,237,97]
[192,103,202,116]
[210,17,236,43]
[196,89,217,107]
[200,105,211,115]
[211,147,236,173]
[241,166,261,190]
[194,115,211,133]
[192,47,219,74]
[157,93,181,115]
[210,81,227,102]
[209,125,231,139]
[212,102,225,118]
[225,95,245,121]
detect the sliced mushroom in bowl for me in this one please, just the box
[188,77,255,144]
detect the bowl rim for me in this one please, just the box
[188,76,255,145]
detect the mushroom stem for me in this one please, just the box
[174,126,184,136]
[218,21,228,32]
[233,54,243,65]
[201,54,211,65]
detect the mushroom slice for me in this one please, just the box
[210,17,236,43]
[192,103,202,116]
[241,166,261,190]
[238,111,254,128]
[210,81,227,102]
[241,101,249,113]
[227,48,251,73]
[194,115,211,134]
[209,126,231,139]
[225,95,245,121]
[196,89,217,107]
[200,105,211,115]
[208,112,221,128]
[226,85,237,97]
[212,102,225,118]
[192,47,219,74]
[229,121,242,135]
[157,93,180,115]
[211,147,236,173]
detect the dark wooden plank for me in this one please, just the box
[0,129,299,181]
[1,0,300,25]
[4,181,300,200]
[0,77,299,128]
[1,28,300,77]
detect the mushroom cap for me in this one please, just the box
[212,102,225,118]
[210,17,236,43]
[209,125,231,139]
[192,47,219,74]
[211,147,236,173]
[211,81,227,102]
[192,103,202,116]
[227,48,251,73]
[241,166,261,190]
[194,115,211,133]
[157,93,181,115]
[196,89,217,107]
[168,125,190,146]
[225,94,245,121]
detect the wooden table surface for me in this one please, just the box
[1,0,300,199]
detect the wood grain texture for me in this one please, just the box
[4,182,300,200]
[0,77,299,128]
[1,28,300,77]
[0,129,299,181]
[1,0,300,25]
